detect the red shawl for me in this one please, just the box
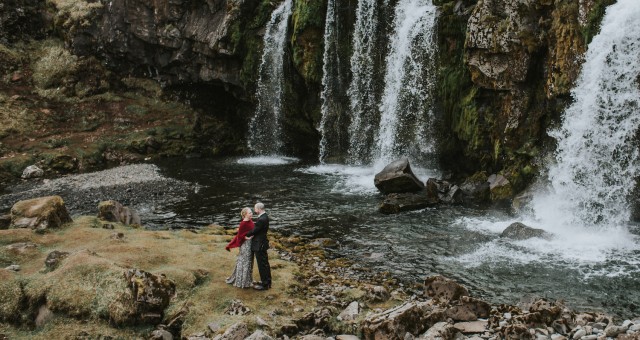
[225,220,254,250]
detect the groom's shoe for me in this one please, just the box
[253,284,269,291]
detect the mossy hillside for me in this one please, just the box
[0,217,307,338]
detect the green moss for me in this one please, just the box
[290,0,326,85]
[582,0,616,45]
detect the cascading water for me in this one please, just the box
[248,0,293,156]
[318,0,344,163]
[374,0,438,166]
[457,0,640,270]
[531,0,640,231]
[346,0,381,165]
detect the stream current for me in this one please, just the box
[139,156,640,317]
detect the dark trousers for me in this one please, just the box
[254,249,271,286]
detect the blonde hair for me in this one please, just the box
[240,207,252,219]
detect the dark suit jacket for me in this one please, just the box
[246,213,269,252]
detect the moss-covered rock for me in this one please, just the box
[10,196,72,232]
[291,0,326,86]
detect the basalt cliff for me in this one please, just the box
[0,0,615,200]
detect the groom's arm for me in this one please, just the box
[246,218,266,237]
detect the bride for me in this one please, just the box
[225,207,255,288]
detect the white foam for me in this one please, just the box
[300,163,438,195]
[236,156,300,165]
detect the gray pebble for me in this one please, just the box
[572,329,586,339]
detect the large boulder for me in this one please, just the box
[374,158,425,194]
[379,191,439,214]
[459,175,490,205]
[444,296,491,321]
[426,178,462,204]
[98,200,141,226]
[10,196,72,231]
[124,269,176,324]
[361,301,445,340]
[500,222,551,240]
[424,276,469,302]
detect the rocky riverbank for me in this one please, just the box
[1,193,639,340]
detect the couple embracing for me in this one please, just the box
[225,202,272,290]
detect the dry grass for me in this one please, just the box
[0,216,314,338]
[48,0,103,27]
[32,41,78,90]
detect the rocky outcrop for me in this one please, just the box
[361,301,444,340]
[500,222,551,240]
[424,275,469,302]
[436,0,603,200]
[378,191,439,214]
[374,158,425,194]
[10,196,72,231]
[97,200,141,226]
[124,268,176,324]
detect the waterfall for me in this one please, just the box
[346,0,381,165]
[318,0,344,163]
[374,0,438,166]
[532,0,640,229]
[248,0,293,155]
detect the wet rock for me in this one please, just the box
[420,321,457,340]
[311,238,339,248]
[453,321,487,334]
[445,296,491,321]
[21,165,44,179]
[214,322,249,340]
[98,200,141,226]
[374,158,425,194]
[459,176,490,205]
[246,330,273,340]
[0,214,11,229]
[424,275,469,302]
[10,196,72,231]
[45,250,70,270]
[365,285,390,302]
[379,191,439,214]
[338,301,360,322]
[361,301,444,340]
[500,222,551,241]
[124,269,176,324]
[488,174,512,200]
[150,329,173,340]
[225,299,251,316]
[426,178,462,204]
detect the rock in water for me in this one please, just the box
[21,165,44,179]
[379,192,439,214]
[374,158,425,194]
[500,222,551,240]
[98,200,141,226]
[10,196,72,231]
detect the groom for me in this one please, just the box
[246,202,272,290]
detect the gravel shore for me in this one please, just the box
[0,164,194,216]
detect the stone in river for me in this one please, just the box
[500,222,551,240]
[374,158,425,194]
[378,191,439,214]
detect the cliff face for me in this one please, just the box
[436,0,610,197]
[0,0,615,197]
